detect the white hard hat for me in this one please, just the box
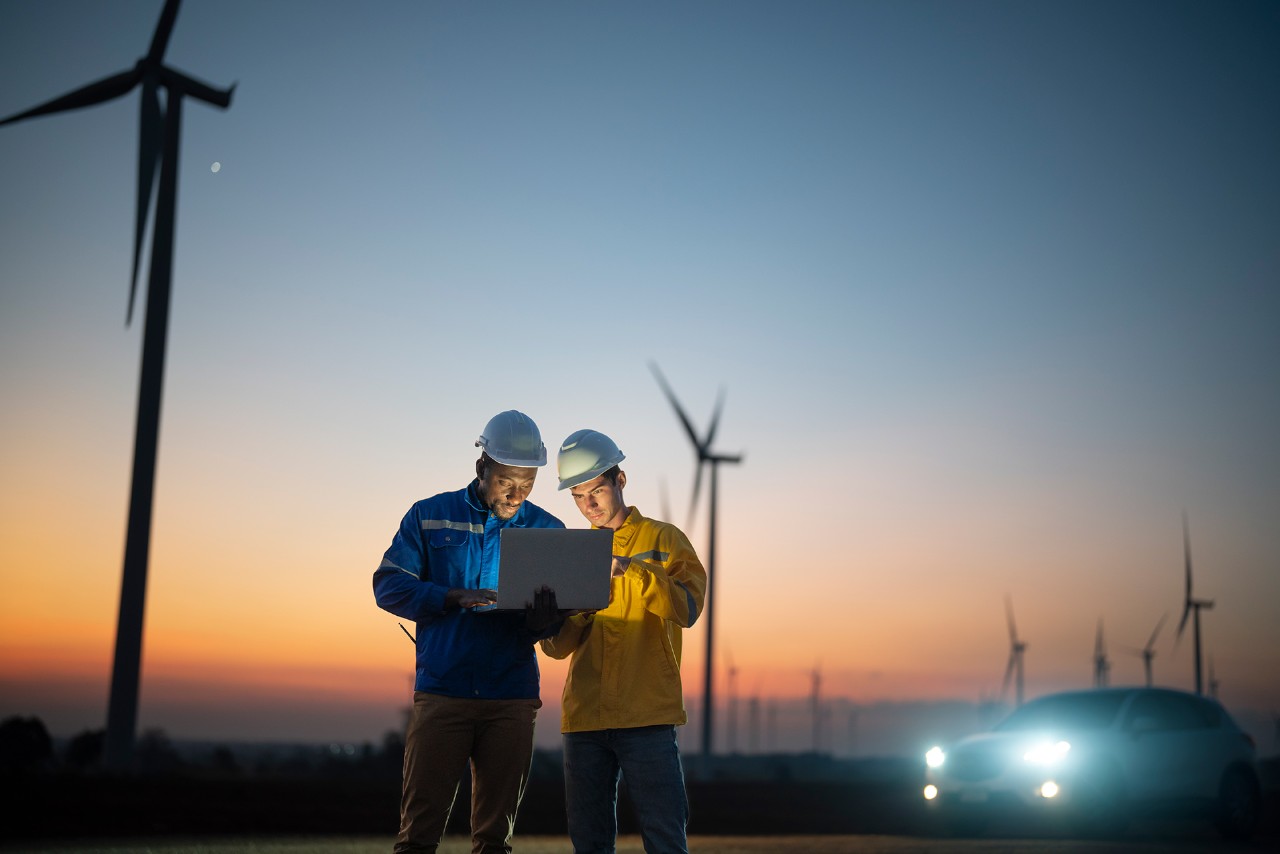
[558,429,625,490]
[476,410,547,467]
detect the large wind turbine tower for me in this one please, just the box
[1,0,234,770]
[650,363,743,758]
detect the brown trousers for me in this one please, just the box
[395,692,541,854]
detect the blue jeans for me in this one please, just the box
[563,725,689,854]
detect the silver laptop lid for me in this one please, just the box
[495,527,613,611]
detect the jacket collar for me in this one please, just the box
[609,506,645,549]
[465,479,486,513]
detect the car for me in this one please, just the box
[921,686,1262,839]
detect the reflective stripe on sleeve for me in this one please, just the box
[676,581,699,627]
[420,519,484,535]
[379,557,420,579]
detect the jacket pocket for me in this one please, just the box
[426,528,472,586]
[428,528,470,549]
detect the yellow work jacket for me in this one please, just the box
[540,506,707,732]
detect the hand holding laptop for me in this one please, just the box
[524,585,565,632]
[446,588,497,609]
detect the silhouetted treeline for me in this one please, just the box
[0,714,409,780]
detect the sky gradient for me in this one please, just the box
[2,0,1278,755]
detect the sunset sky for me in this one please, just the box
[2,0,1277,756]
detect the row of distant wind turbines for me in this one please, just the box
[1002,513,1217,706]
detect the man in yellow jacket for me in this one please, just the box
[540,429,707,854]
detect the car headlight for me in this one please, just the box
[925,746,946,768]
[1023,739,1071,765]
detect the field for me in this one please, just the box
[3,757,1277,854]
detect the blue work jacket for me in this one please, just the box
[373,480,564,699]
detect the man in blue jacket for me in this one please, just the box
[374,410,565,854]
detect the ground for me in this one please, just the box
[1,834,1276,854]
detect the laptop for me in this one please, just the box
[495,527,614,611]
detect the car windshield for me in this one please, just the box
[995,692,1128,732]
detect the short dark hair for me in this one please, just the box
[602,465,622,484]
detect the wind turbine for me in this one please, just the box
[1123,613,1167,688]
[810,662,824,753]
[1093,619,1110,688]
[1003,596,1027,706]
[1175,513,1214,695]
[747,692,760,754]
[726,650,739,754]
[650,363,743,758]
[1,0,234,770]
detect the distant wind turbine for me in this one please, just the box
[1175,513,1215,695]
[650,363,743,758]
[810,663,824,753]
[1,0,234,770]
[1207,657,1220,700]
[726,650,739,754]
[1123,613,1167,688]
[1003,596,1027,706]
[747,692,760,754]
[1093,619,1111,688]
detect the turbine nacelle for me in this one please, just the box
[648,362,743,530]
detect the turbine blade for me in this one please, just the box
[704,385,726,448]
[1183,512,1194,600]
[0,66,141,127]
[146,0,182,64]
[687,461,704,531]
[160,67,236,109]
[129,78,163,325]
[1146,613,1168,650]
[658,476,673,523]
[1002,653,1016,693]
[1005,595,1018,642]
[649,362,704,452]
[1175,602,1191,644]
